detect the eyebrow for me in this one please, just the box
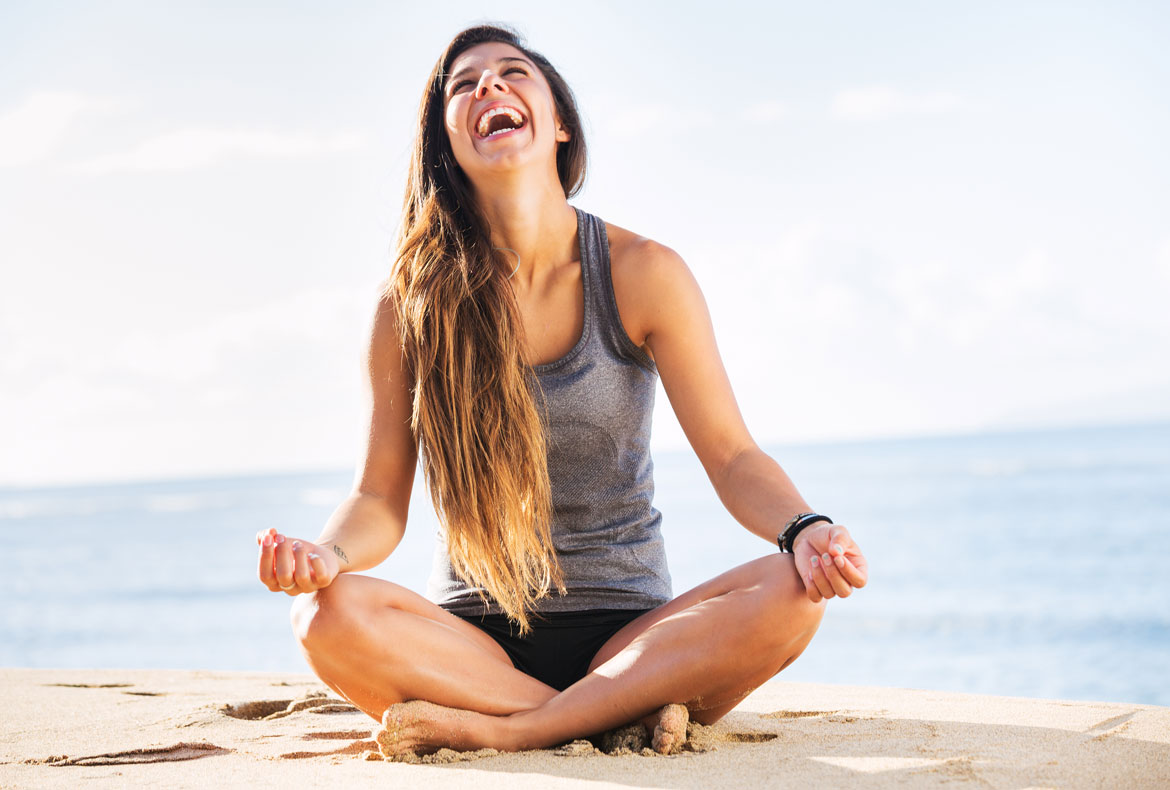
[445,56,534,89]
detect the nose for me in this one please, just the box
[474,69,509,100]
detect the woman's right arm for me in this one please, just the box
[257,294,418,593]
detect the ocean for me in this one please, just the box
[3,421,1167,707]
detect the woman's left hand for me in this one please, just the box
[793,523,868,602]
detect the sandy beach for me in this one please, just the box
[1,668,1167,789]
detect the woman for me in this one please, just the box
[255,24,868,757]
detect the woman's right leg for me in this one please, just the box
[288,573,559,722]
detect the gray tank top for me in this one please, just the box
[426,207,673,616]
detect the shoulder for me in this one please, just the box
[605,221,689,281]
[604,221,703,354]
[367,285,403,357]
[365,285,414,394]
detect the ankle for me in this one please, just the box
[501,709,541,751]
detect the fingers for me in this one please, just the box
[836,552,867,588]
[827,529,868,589]
[792,555,823,602]
[801,567,824,603]
[257,530,329,596]
[290,541,314,594]
[808,555,836,599]
[824,527,868,591]
[257,531,278,591]
[273,534,295,591]
[308,552,330,587]
[818,550,852,598]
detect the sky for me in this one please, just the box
[1,0,1168,486]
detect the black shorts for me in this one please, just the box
[456,608,654,691]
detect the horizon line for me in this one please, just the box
[3,414,1168,492]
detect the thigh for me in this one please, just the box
[586,553,798,674]
[313,572,516,669]
[297,574,564,719]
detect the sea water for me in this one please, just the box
[2,421,1167,707]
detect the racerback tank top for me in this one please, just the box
[426,206,673,616]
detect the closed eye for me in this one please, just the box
[448,67,529,94]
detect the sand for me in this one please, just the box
[1,668,1168,789]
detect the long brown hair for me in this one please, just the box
[381,24,587,633]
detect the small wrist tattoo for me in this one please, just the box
[331,544,349,566]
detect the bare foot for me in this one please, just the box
[375,700,499,759]
[647,703,689,755]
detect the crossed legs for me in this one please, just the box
[290,552,826,754]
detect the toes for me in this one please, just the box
[377,700,449,758]
[651,703,689,755]
[375,724,401,757]
[377,704,412,757]
[651,725,679,754]
[375,728,396,757]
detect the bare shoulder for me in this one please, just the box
[604,221,694,361]
[367,286,402,357]
[605,221,688,280]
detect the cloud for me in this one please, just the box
[591,103,671,138]
[974,246,1053,311]
[0,91,124,168]
[96,285,372,383]
[587,96,725,140]
[0,285,376,485]
[588,98,792,144]
[830,86,964,121]
[70,127,367,174]
[741,100,789,124]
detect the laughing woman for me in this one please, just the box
[255,24,868,757]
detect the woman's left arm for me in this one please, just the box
[621,238,868,601]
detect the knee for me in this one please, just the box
[289,574,363,651]
[753,554,827,640]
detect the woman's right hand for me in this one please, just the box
[256,526,340,596]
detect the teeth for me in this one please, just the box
[476,106,525,137]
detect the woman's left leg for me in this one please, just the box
[378,551,826,754]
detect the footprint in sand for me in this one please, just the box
[220,692,359,720]
[27,742,230,766]
[40,682,167,697]
[760,709,838,719]
[280,734,379,760]
[722,732,778,743]
[221,698,375,760]
[303,730,374,740]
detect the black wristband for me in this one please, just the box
[777,512,833,553]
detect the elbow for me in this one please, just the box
[712,441,764,489]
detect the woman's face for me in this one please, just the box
[442,41,570,182]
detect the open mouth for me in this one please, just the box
[476,105,527,138]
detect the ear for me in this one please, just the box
[554,119,571,143]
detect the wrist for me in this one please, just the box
[313,540,349,571]
[777,512,833,553]
[791,529,815,552]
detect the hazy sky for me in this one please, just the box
[2,1,1167,486]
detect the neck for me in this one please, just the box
[471,170,577,290]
